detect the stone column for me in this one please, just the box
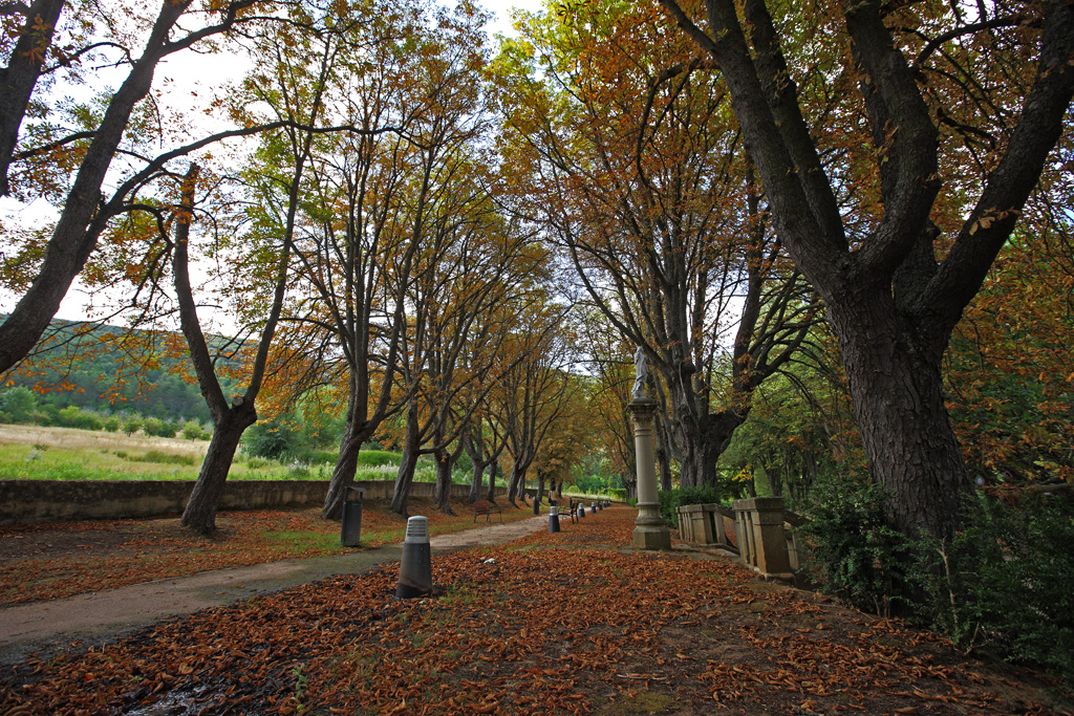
[629,397,671,550]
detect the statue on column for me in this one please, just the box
[632,347,649,400]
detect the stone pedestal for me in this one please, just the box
[629,398,671,550]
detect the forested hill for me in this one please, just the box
[1,317,233,423]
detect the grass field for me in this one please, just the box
[0,424,417,482]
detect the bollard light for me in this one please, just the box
[396,516,432,598]
[548,503,560,533]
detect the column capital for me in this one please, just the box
[627,397,660,418]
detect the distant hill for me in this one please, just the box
[0,317,239,423]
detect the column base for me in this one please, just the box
[633,500,671,550]
[632,523,672,550]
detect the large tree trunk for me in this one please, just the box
[468,457,484,503]
[390,409,421,516]
[433,449,456,515]
[323,418,369,520]
[486,462,498,502]
[828,292,969,538]
[507,463,526,506]
[181,407,255,534]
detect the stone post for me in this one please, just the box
[629,397,671,550]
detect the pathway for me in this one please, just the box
[0,514,546,665]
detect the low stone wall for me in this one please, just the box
[0,480,504,524]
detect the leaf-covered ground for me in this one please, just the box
[2,506,1069,715]
[0,499,536,606]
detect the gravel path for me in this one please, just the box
[0,514,546,664]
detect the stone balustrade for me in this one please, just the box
[676,496,803,579]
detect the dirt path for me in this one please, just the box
[0,515,546,664]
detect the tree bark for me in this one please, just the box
[828,291,969,538]
[390,405,421,516]
[181,408,255,533]
[0,0,65,195]
[323,418,370,520]
[468,456,484,504]
[486,461,498,502]
[507,463,526,506]
[532,475,545,515]
[433,448,456,515]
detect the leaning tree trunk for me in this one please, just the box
[433,449,456,515]
[323,418,369,520]
[182,407,255,534]
[828,291,970,538]
[507,463,526,506]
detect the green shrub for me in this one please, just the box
[122,417,143,435]
[56,405,103,431]
[799,476,921,617]
[181,420,210,440]
[920,492,1074,679]
[102,416,121,432]
[357,449,399,467]
[142,417,178,438]
[658,485,722,527]
[1,387,38,423]
[243,420,297,460]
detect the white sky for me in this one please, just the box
[0,0,544,327]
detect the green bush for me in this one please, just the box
[658,485,722,527]
[102,416,121,432]
[799,476,921,617]
[358,449,400,467]
[181,420,210,440]
[1,387,38,423]
[56,405,103,431]
[920,493,1074,679]
[122,417,143,435]
[243,420,297,460]
[141,417,178,438]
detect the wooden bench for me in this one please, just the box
[471,499,503,523]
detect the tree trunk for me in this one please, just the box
[181,408,255,534]
[468,458,484,504]
[390,409,422,516]
[533,476,544,515]
[0,0,65,195]
[323,418,368,520]
[486,462,498,502]
[656,419,673,492]
[507,463,526,506]
[828,292,970,538]
[434,449,456,515]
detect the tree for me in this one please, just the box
[490,305,573,506]
[175,5,344,534]
[0,0,272,373]
[493,1,814,489]
[0,0,65,195]
[659,0,1074,537]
